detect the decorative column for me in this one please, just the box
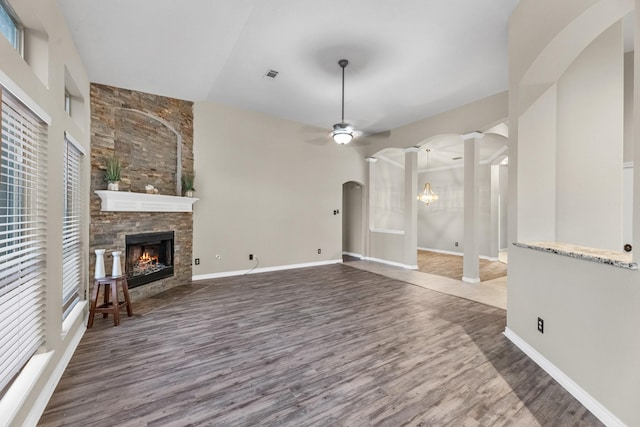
[365,157,378,260]
[463,133,482,283]
[403,147,419,268]
[489,163,500,261]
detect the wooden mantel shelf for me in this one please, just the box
[95,190,199,212]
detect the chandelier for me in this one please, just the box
[417,149,439,205]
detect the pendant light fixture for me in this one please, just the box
[418,149,439,205]
[332,59,354,145]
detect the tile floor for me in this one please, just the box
[344,260,507,310]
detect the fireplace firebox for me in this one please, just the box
[125,231,174,288]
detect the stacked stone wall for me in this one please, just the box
[90,83,194,299]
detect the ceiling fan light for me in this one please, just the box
[332,59,354,145]
[333,129,353,144]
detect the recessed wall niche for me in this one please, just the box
[114,108,179,194]
[517,22,624,252]
[64,66,86,131]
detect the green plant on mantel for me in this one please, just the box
[104,155,121,183]
[182,173,195,192]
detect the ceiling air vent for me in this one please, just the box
[265,69,279,79]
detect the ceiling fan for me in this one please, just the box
[298,58,389,146]
[332,59,355,145]
[327,59,391,145]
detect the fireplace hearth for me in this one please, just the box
[125,231,174,288]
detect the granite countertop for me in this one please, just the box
[513,241,637,270]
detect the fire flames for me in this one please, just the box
[138,252,158,265]
[131,251,161,277]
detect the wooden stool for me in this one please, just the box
[88,275,134,327]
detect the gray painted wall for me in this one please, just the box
[517,85,557,243]
[371,155,405,231]
[192,102,366,275]
[555,22,623,251]
[417,163,493,257]
[370,231,405,264]
[508,245,640,426]
[417,166,464,253]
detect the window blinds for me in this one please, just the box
[62,137,83,319]
[0,87,48,396]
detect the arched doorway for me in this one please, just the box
[342,181,365,260]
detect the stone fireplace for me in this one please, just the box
[90,83,194,300]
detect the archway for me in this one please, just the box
[415,130,509,281]
[342,181,365,260]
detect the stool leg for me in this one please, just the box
[103,283,110,318]
[111,279,120,326]
[121,278,133,317]
[88,281,100,328]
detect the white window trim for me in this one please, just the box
[0,70,51,124]
[64,131,86,155]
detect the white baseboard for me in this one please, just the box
[192,259,343,281]
[362,257,418,270]
[503,327,625,427]
[370,228,404,235]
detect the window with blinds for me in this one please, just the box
[62,136,83,319]
[0,87,48,396]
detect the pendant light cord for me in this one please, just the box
[338,59,349,124]
[341,63,345,123]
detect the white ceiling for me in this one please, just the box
[56,0,519,137]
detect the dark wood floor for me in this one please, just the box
[40,265,599,426]
[417,250,508,282]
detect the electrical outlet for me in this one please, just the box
[249,254,253,260]
[455,242,459,247]
[537,317,544,334]
[318,248,321,254]
[195,258,200,265]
